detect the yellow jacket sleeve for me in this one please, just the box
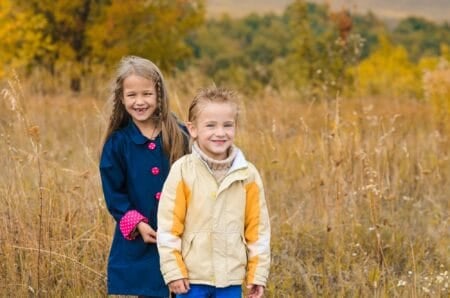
[157,158,190,284]
[244,165,271,286]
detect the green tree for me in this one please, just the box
[186,12,289,90]
[352,11,388,59]
[392,16,444,62]
[276,0,356,100]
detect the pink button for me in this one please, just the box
[151,167,160,175]
[148,142,156,150]
[155,192,161,200]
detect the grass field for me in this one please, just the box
[0,75,448,297]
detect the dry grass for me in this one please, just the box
[0,75,448,297]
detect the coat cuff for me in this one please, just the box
[119,210,148,240]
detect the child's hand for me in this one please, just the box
[246,284,264,298]
[136,221,157,243]
[168,278,190,294]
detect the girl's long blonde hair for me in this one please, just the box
[103,55,186,164]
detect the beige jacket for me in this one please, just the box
[157,148,270,287]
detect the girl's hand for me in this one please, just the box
[136,221,157,243]
[169,278,190,294]
[246,284,264,298]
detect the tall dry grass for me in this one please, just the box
[0,74,448,297]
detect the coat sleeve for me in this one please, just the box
[244,165,271,286]
[157,158,189,284]
[99,137,147,239]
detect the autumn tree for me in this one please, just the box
[12,0,101,92]
[276,0,358,100]
[350,34,421,98]
[87,0,205,72]
[186,12,290,90]
[393,17,448,61]
[1,0,204,92]
[0,0,53,78]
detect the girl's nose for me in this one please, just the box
[135,95,145,103]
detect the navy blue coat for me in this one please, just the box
[100,120,172,296]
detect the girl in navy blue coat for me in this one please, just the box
[100,56,187,297]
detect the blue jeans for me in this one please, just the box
[176,284,242,298]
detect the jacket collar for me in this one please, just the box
[192,146,249,195]
[192,145,248,173]
[217,149,249,195]
[125,120,149,145]
[229,149,248,172]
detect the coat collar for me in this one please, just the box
[192,145,248,173]
[125,120,150,145]
[229,149,248,172]
[217,149,249,195]
[192,145,249,194]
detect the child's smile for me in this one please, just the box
[187,102,236,160]
[122,74,158,125]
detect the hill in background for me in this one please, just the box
[207,0,450,23]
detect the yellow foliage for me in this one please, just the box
[441,43,450,61]
[0,0,204,91]
[87,0,204,70]
[0,0,53,78]
[349,34,422,98]
[418,56,440,71]
[423,58,450,131]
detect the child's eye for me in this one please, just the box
[206,124,215,128]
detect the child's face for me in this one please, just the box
[188,101,236,160]
[122,74,158,125]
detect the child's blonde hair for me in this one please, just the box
[188,86,239,123]
[104,55,185,164]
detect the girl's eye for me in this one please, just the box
[206,124,215,128]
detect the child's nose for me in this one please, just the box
[135,94,145,103]
[216,126,225,135]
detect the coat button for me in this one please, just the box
[151,167,160,175]
[155,192,161,200]
[148,142,156,150]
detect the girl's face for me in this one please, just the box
[187,101,236,160]
[122,74,158,126]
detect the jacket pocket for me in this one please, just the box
[181,233,195,260]
[226,233,247,279]
[183,232,213,281]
